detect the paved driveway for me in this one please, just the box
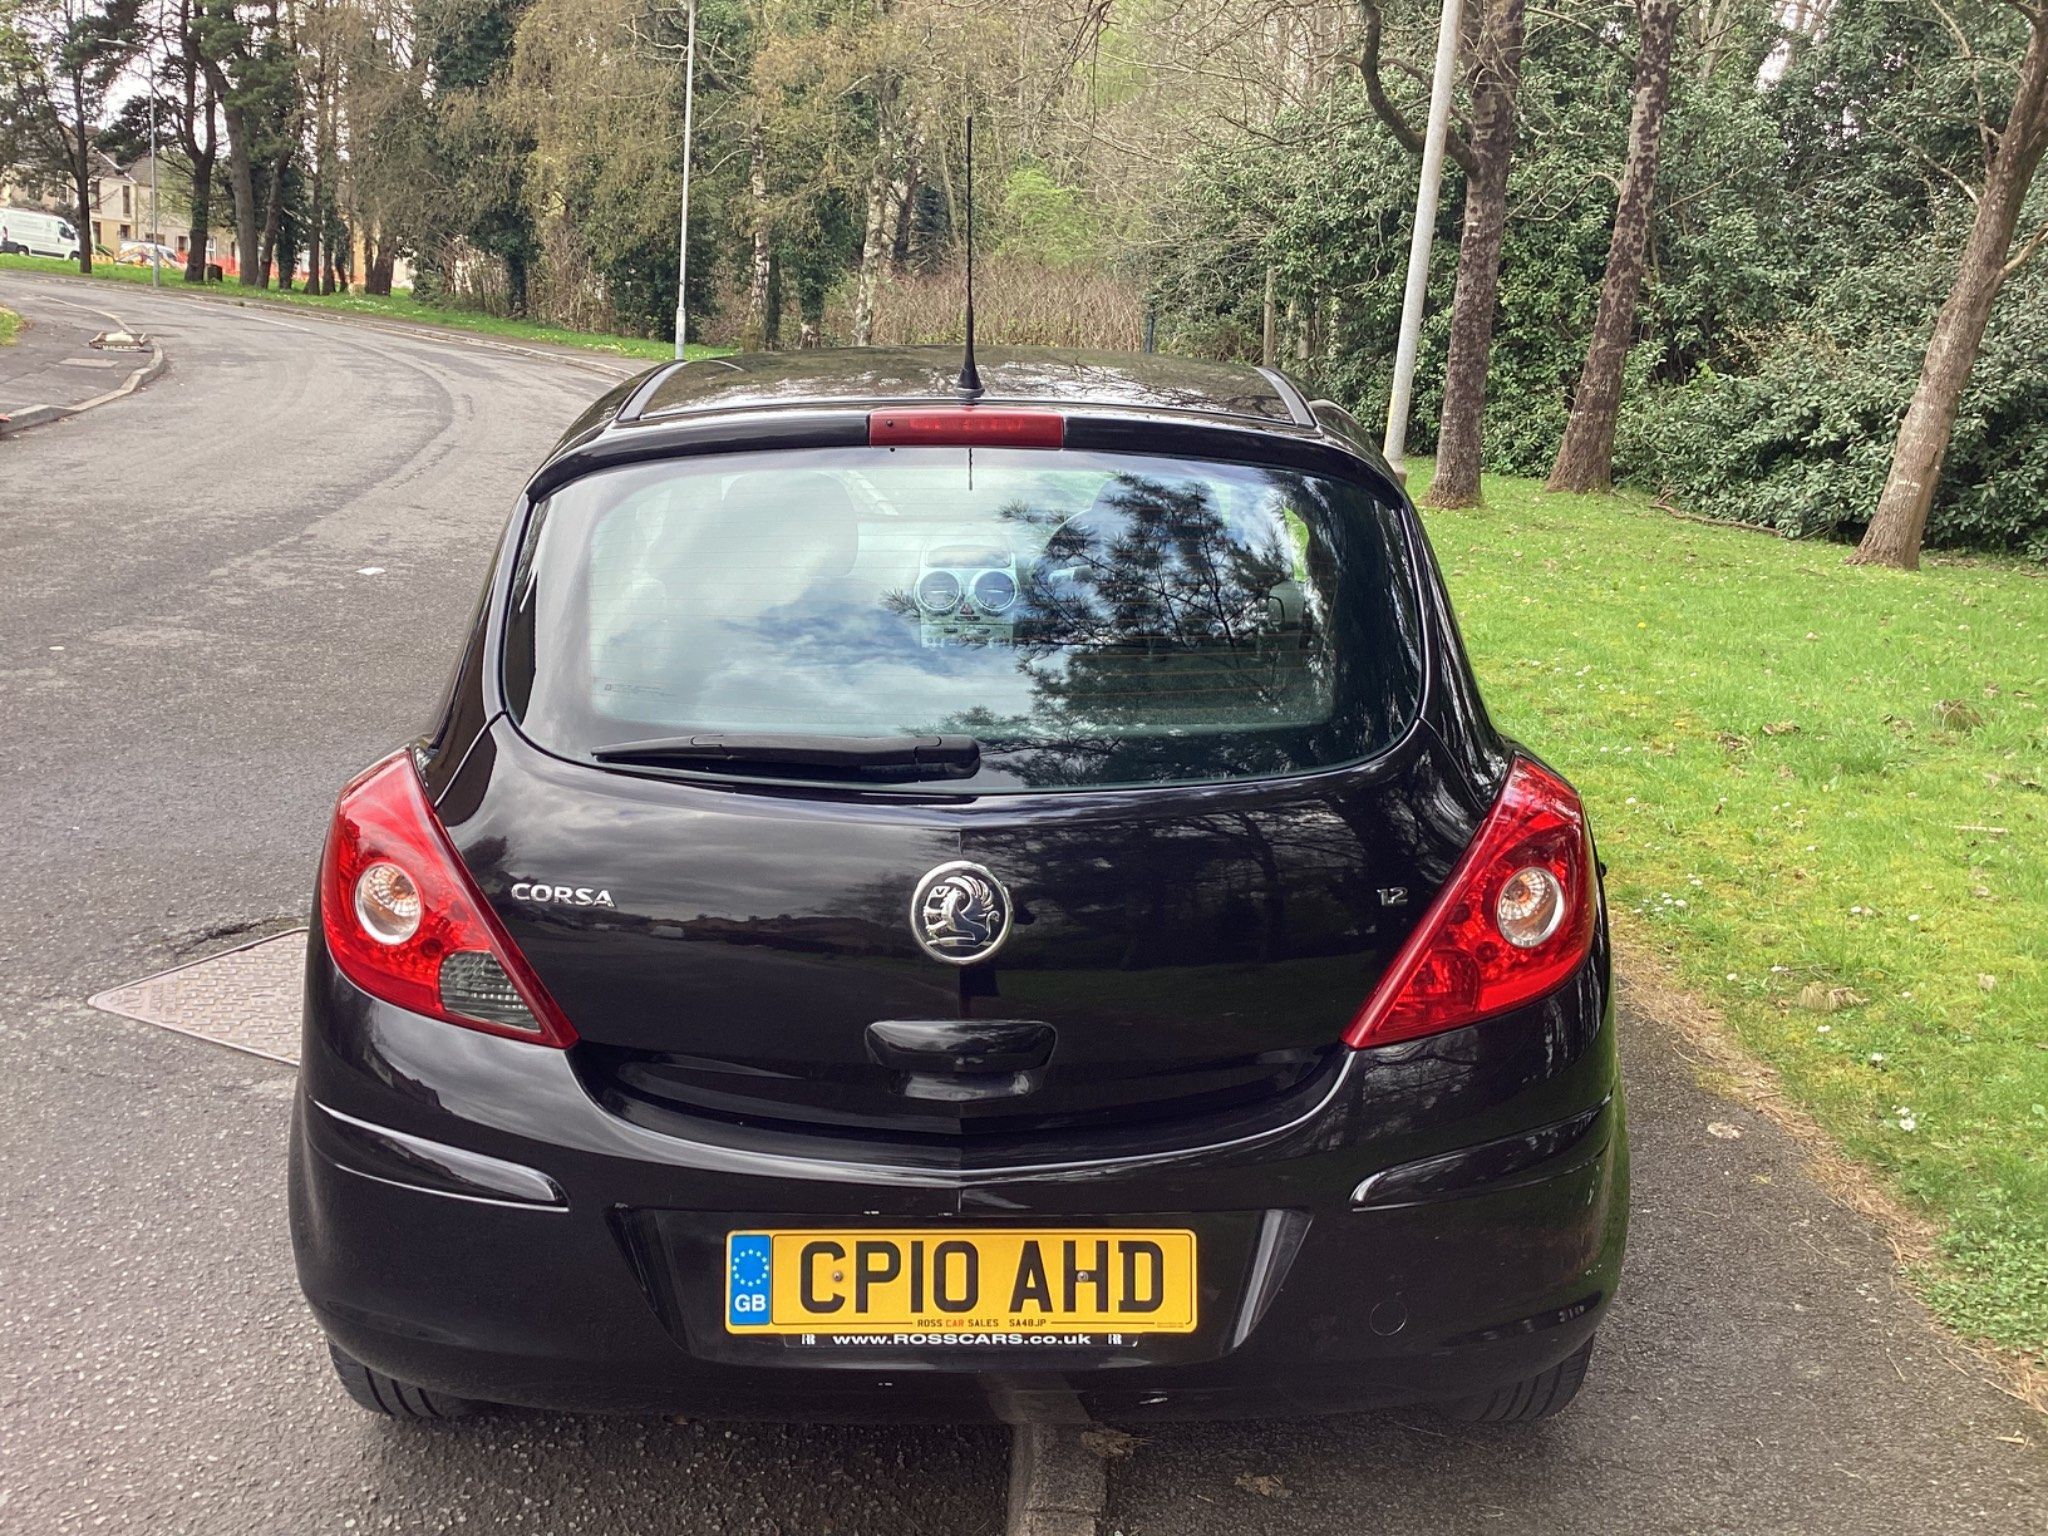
[0,272,2039,1534]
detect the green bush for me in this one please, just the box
[1146,0,2046,559]
[999,165,1103,268]
[1620,239,2048,558]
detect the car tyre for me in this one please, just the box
[327,1341,486,1421]
[1437,1336,1594,1423]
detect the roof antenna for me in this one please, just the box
[955,113,984,402]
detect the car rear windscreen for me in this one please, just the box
[503,447,1423,792]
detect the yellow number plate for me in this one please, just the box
[724,1228,1198,1335]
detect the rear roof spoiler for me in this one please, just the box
[527,402,1400,505]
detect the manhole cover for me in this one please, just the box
[89,931,306,1065]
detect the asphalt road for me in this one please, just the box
[0,281,126,418]
[1,271,2042,1535]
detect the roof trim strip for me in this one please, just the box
[1254,366,1316,428]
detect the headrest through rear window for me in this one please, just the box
[719,471,859,576]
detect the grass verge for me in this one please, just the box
[0,254,726,363]
[1414,461,2047,1372]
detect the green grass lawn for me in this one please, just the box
[0,253,725,363]
[0,305,19,346]
[1414,462,2047,1363]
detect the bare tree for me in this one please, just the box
[1,0,143,275]
[1850,7,2048,569]
[1546,0,1680,495]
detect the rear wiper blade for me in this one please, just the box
[590,732,981,780]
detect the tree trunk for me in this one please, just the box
[175,26,217,284]
[852,162,891,346]
[368,241,395,298]
[1695,0,1740,83]
[852,173,890,346]
[183,153,214,282]
[256,142,295,290]
[215,93,261,285]
[303,105,327,296]
[307,46,340,297]
[1422,0,1528,511]
[303,179,323,295]
[506,248,529,317]
[70,160,95,275]
[67,68,95,275]
[257,205,274,288]
[1546,0,1681,495]
[851,73,899,348]
[890,174,915,267]
[889,116,919,269]
[276,221,298,292]
[744,111,773,349]
[1851,21,2048,569]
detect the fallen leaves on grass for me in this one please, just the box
[1797,982,1869,1013]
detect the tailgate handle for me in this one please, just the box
[865,1019,1055,1075]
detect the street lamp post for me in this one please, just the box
[1382,0,1466,482]
[672,0,698,361]
[148,17,161,288]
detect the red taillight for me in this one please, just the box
[868,408,1065,448]
[1345,757,1597,1049]
[318,753,578,1047]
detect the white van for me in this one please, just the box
[0,208,82,260]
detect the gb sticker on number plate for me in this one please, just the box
[724,1228,1199,1338]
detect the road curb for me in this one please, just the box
[0,402,69,433]
[1007,1423,1107,1536]
[3,267,642,381]
[0,328,166,439]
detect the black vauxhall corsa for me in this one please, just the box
[289,346,1628,1426]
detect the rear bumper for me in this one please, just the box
[290,933,1627,1423]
